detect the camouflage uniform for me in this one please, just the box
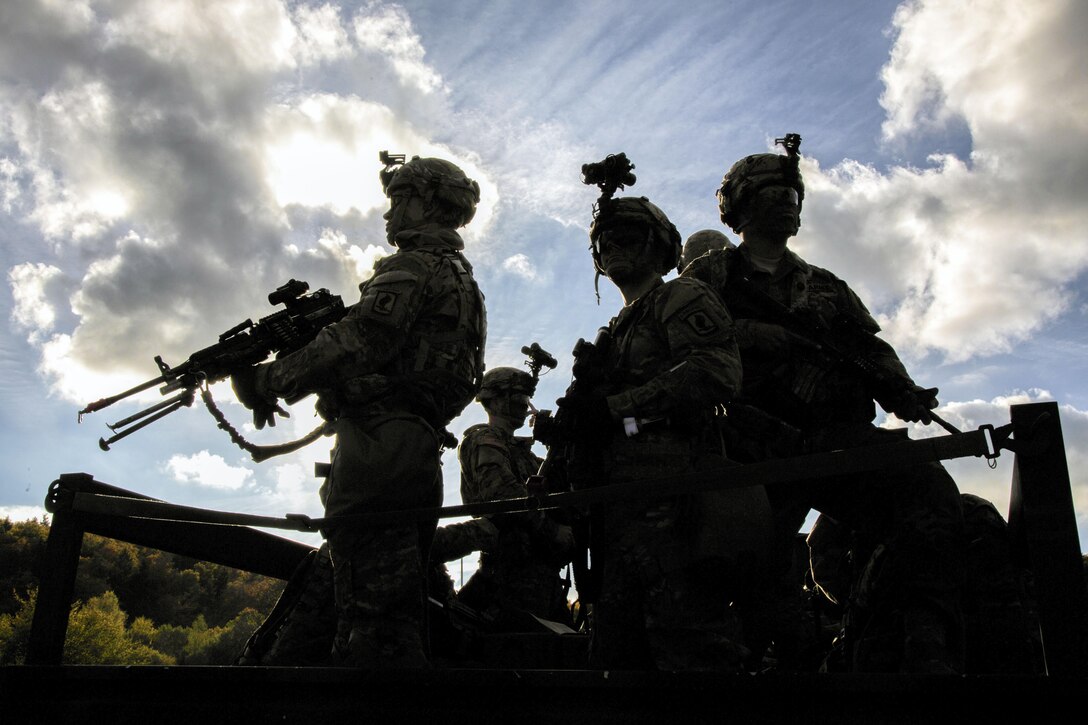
[684,243,965,672]
[259,225,486,668]
[587,276,769,671]
[456,424,572,625]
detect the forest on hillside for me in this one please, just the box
[0,517,282,665]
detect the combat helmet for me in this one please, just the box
[717,137,805,233]
[380,153,481,228]
[680,229,734,270]
[476,367,537,403]
[588,196,682,275]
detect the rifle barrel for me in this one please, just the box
[78,374,169,419]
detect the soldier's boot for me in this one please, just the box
[901,608,962,675]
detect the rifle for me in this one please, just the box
[79,279,348,451]
[527,328,614,603]
[529,327,614,492]
[732,275,959,434]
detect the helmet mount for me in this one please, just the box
[580,152,682,293]
[717,133,805,234]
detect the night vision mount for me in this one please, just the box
[521,342,558,380]
[775,133,802,159]
[379,150,407,192]
[581,152,636,219]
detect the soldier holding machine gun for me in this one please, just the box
[230,152,487,669]
[79,279,347,457]
[683,134,965,673]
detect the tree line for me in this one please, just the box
[0,517,281,665]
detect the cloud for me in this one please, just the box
[353,2,445,94]
[501,253,538,281]
[794,0,1088,363]
[263,462,318,515]
[9,263,67,336]
[885,389,1088,536]
[164,450,254,491]
[1,0,497,405]
[0,157,23,213]
[292,3,354,65]
[0,505,49,523]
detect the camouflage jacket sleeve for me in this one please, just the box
[459,428,530,505]
[260,251,432,399]
[606,277,742,421]
[813,268,917,393]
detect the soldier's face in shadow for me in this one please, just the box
[746,185,800,239]
[489,392,531,430]
[599,225,657,284]
[384,193,429,242]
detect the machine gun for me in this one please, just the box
[529,327,613,494]
[79,279,348,451]
[526,329,614,605]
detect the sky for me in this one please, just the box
[2,0,1087,587]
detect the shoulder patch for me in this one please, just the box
[681,307,721,336]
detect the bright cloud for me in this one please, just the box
[353,3,445,94]
[795,0,1088,363]
[292,3,354,65]
[0,505,49,523]
[502,253,538,281]
[0,158,22,212]
[0,0,497,406]
[165,450,254,491]
[886,389,1088,537]
[264,462,317,514]
[9,262,65,334]
[263,93,421,215]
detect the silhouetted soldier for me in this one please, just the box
[571,194,770,671]
[457,367,575,626]
[232,154,486,668]
[683,139,965,673]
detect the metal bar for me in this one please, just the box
[1006,402,1088,676]
[27,474,314,663]
[26,473,93,665]
[67,425,1000,531]
[48,474,313,579]
[98,394,192,450]
[106,391,192,431]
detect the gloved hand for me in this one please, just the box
[231,365,290,430]
[890,385,938,423]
